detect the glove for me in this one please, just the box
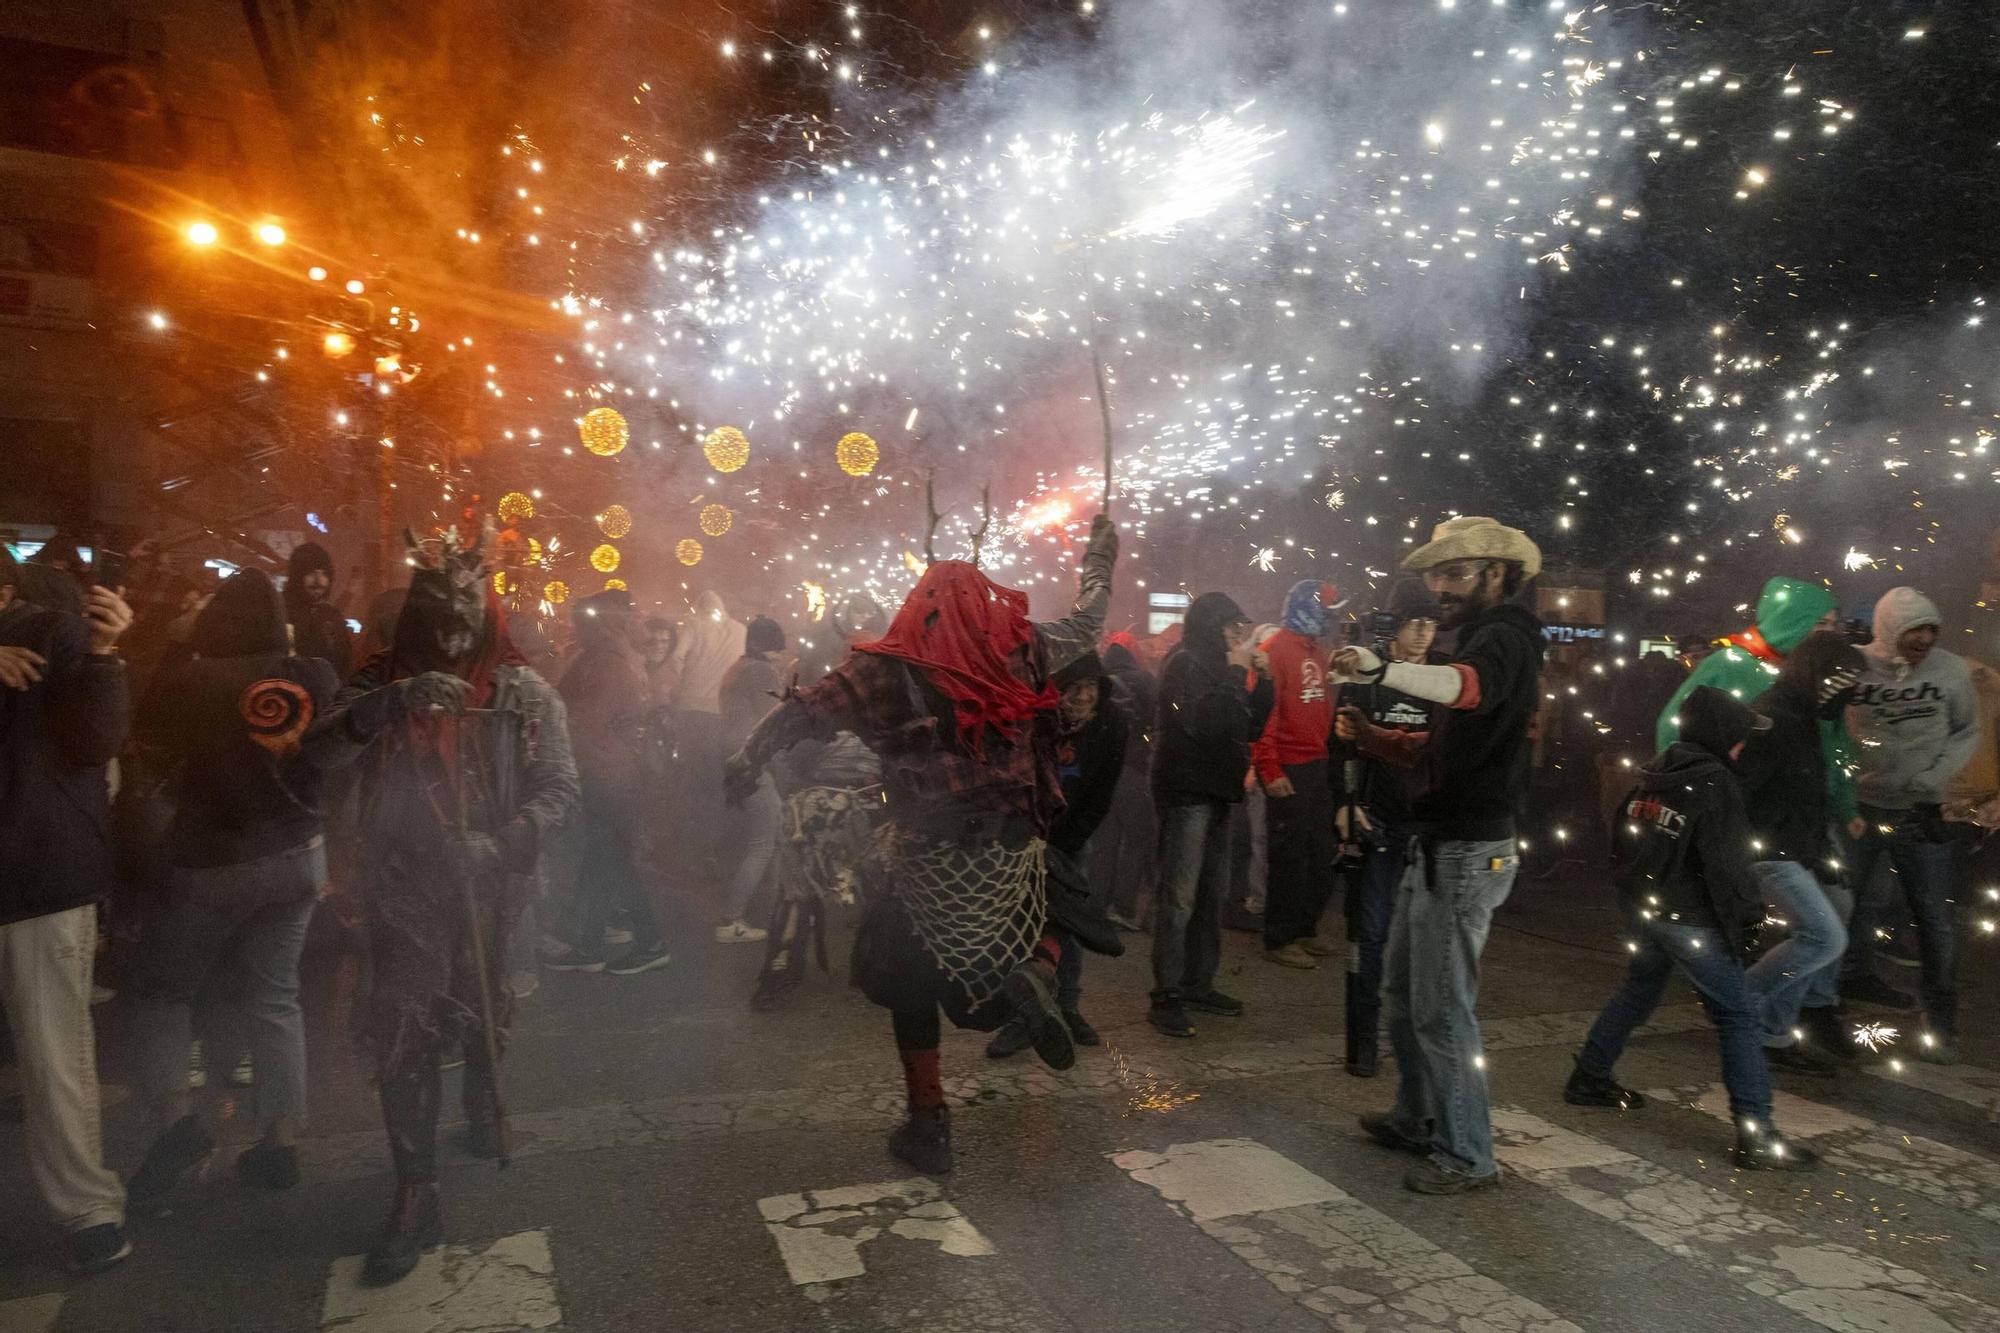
[722,750,761,807]
[404,671,474,716]
[1085,512,1119,568]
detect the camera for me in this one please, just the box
[1342,610,1401,650]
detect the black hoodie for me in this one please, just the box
[284,541,354,679]
[1151,592,1275,805]
[1048,652,1131,856]
[1408,601,1545,840]
[139,570,337,868]
[1734,629,1863,875]
[1612,685,1767,952]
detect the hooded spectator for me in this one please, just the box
[1253,580,1341,967]
[715,616,789,944]
[667,590,746,871]
[284,541,354,679]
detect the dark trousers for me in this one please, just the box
[1343,825,1405,1044]
[1263,759,1337,949]
[1839,804,1959,1038]
[1151,799,1231,999]
[1090,763,1157,923]
[574,790,664,951]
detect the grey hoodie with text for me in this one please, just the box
[1846,587,1980,810]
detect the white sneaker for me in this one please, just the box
[230,1054,254,1087]
[715,920,768,944]
[188,1042,206,1090]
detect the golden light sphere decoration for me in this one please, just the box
[836,431,879,476]
[497,491,535,524]
[545,580,570,605]
[590,543,621,573]
[491,571,515,596]
[604,578,628,591]
[699,503,733,537]
[676,538,704,566]
[579,406,629,457]
[703,425,750,473]
[597,504,633,539]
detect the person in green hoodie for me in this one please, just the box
[1656,576,1861,838]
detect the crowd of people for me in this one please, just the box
[1,511,1994,1278]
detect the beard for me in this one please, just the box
[1435,594,1472,630]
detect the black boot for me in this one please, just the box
[235,1140,300,1190]
[128,1115,216,1210]
[1563,1058,1648,1110]
[1001,961,1076,1071]
[1061,1008,1101,1047]
[1345,973,1379,1078]
[1733,1126,1819,1173]
[363,1182,442,1285]
[1800,1006,1856,1063]
[888,1106,953,1175]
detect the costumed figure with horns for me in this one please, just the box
[725,515,1119,1174]
[305,526,578,1283]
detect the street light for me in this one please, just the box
[185,220,218,246]
[323,330,356,358]
[255,222,286,246]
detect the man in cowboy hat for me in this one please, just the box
[1332,516,1545,1195]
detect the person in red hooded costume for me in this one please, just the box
[726,515,1118,1176]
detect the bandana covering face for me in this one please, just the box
[856,560,1058,756]
[1281,579,1338,637]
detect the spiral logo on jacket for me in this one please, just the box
[239,678,315,756]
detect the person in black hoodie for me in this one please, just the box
[284,541,354,680]
[0,551,136,1273]
[989,651,1129,1056]
[1565,685,1818,1171]
[1148,592,1274,1038]
[1736,628,1866,1074]
[1332,517,1544,1195]
[1092,635,1157,929]
[124,569,339,1210]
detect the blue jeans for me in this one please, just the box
[1381,836,1517,1178]
[1840,805,1959,1037]
[1152,800,1231,999]
[1580,922,1772,1124]
[1745,860,1848,1045]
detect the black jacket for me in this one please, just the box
[1736,682,1837,875]
[1331,668,1437,828]
[1151,594,1275,806]
[1103,645,1156,774]
[1049,683,1130,857]
[1612,742,1765,953]
[0,601,130,926]
[1410,602,1544,840]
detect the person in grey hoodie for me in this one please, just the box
[1839,588,1980,1058]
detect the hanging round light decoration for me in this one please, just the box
[545,580,570,605]
[703,425,750,473]
[836,431,879,476]
[676,538,704,566]
[491,571,516,596]
[590,543,621,573]
[604,578,628,592]
[699,503,733,537]
[497,491,535,524]
[579,406,629,457]
[597,504,632,539]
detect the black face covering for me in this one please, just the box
[1780,629,1865,720]
[1817,668,1860,719]
[391,530,488,673]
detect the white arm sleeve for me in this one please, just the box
[1381,660,1469,707]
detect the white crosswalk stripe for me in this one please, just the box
[1865,1058,2000,1120]
[1652,1082,2000,1226]
[1111,1138,1583,1331]
[756,1177,996,1286]
[1491,1105,1998,1333]
[319,1229,561,1333]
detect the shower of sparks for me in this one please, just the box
[1852,1022,1899,1053]
[1107,1042,1202,1116]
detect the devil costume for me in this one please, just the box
[725,516,1117,1174]
[305,530,577,1284]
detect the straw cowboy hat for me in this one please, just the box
[1401,516,1542,580]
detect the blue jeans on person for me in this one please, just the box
[1745,860,1848,1046]
[1580,921,1773,1124]
[131,839,323,1130]
[1380,836,1517,1178]
[1839,804,1959,1037]
[1152,800,1232,999]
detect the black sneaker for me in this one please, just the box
[887,1106,952,1175]
[1564,1060,1649,1110]
[1842,975,1914,1009]
[364,1183,441,1286]
[985,1019,1032,1059]
[1346,1045,1380,1079]
[127,1114,215,1210]
[1359,1111,1430,1154]
[1182,987,1244,1017]
[1001,962,1076,1071]
[1062,1009,1102,1047]
[1767,1042,1840,1077]
[605,941,671,976]
[235,1141,300,1190]
[1799,1007,1857,1063]
[1148,995,1194,1038]
[1733,1128,1820,1172]
[66,1222,131,1274]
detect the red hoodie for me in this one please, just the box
[1251,627,1332,784]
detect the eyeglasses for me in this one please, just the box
[1422,560,1493,590]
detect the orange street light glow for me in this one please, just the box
[186,221,218,246]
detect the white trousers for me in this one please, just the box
[0,905,125,1232]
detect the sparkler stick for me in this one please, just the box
[1092,343,1115,515]
[970,481,992,569]
[923,468,941,564]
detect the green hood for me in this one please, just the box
[1754,577,1835,654]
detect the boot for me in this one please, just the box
[363,1182,442,1285]
[985,1020,1032,1059]
[1061,1008,1101,1047]
[1732,1126,1819,1173]
[1000,961,1075,1072]
[1800,1006,1856,1063]
[887,1106,953,1175]
[1563,1058,1648,1110]
[1344,973,1379,1078]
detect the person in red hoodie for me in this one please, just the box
[1256,580,1342,967]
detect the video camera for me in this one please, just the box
[1341,609,1402,651]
